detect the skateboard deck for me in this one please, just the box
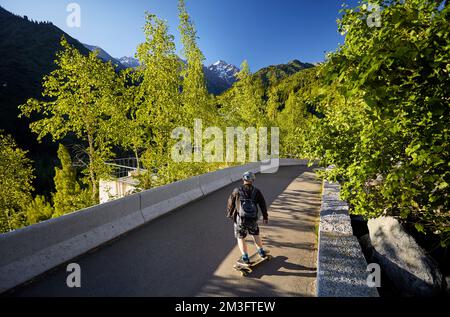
[233,250,272,276]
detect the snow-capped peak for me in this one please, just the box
[207,60,239,84]
[119,56,140,68]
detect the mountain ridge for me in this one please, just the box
[81,44,240,95]
[0,5,91,192]
[253,59,315,88]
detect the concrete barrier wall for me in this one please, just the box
[140,175,203,223]
[0,194,143,293]
[228,162,261,181]
[316,180,379,297]
[228,165,251,182]
[0,158,308,293]
[277,158,309,166]
[199,168,234,195]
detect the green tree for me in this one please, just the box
[221,60,267,128]
[19,37,119,202]
[305,0,450,246]
[177,0,224,176]
[278,92,310,157]
[264,67,321,157]
[266,87,282,124]
[135,13,184,186]
[178,0,214,126]
[24,195,53,225]
[108,68,147,172]
[0,133,34,233]
[53,144,92,217]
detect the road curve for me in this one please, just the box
[9,165,321,297]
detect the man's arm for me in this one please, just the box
[256,189,268,221]
[226,188,239,220]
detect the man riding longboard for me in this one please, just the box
[226,171,269,266]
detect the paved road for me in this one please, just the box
[10,165,321,297]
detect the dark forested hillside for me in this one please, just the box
[0,6,90,192]
[216,59,316,108]
[253,59,314,88]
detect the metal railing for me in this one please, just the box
[105,158,145,182]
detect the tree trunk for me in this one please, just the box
[134,145,140,174]
[87,132,97,202]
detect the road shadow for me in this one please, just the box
[198,273,309,297]
[199,256,316,297]
[248,256,317,279]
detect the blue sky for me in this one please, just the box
[0,0,358,71]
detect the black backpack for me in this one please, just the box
[238,187,258,220]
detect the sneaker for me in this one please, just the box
[258,248,267,258]
[241,254,250,265]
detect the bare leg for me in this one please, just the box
[237,238,248,255]
[252,235,264,250]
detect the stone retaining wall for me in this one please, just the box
[316,180,379,297]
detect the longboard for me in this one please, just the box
[233,250,272,277]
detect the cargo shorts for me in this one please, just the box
[234,216,260,239]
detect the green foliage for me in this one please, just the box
[0,133,34,233]
[53,144,92,217]
[176,0,223,177]
[215,59,320,166]
[219,60,267,128]
[303,0,450,246]
[178,0,213,125]
[132,8,226,188]
[266,68,321,157]
[134,13,184,187]
[19,37,119,202]
[24,195,53,225]
[253,59,314,88]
